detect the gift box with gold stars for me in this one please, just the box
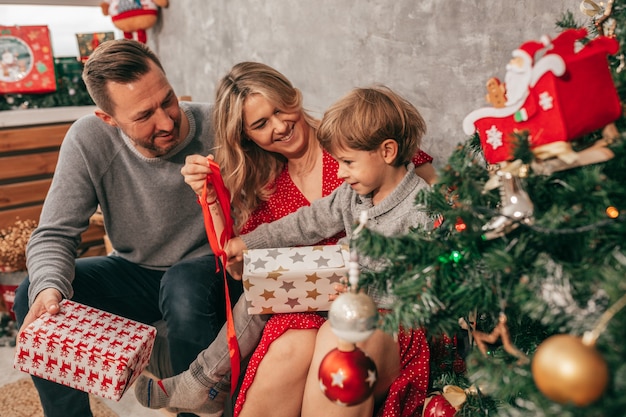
[242,245,349,314]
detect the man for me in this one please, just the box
[13,39,242,417]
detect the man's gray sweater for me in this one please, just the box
[26,103,215,305]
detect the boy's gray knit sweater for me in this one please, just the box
[25,103,216,305]
[241,163,431,256]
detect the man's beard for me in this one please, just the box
[504,64,532,106]
[128,128,180,158]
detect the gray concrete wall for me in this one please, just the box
[150,0,577,166]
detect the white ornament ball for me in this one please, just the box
[328,291,377,343]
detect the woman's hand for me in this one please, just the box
[181,154,218,201]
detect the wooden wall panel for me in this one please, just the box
[0,122,105,257]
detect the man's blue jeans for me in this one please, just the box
[13,254,242,417]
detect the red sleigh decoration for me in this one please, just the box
[463,28,621,165]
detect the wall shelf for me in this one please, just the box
[0,105,96,128]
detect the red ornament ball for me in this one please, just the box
[318,347,378,406]
[422,393,457,417]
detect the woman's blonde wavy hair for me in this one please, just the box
[213,62,318,231]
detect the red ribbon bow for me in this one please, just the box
[199,159,241,396]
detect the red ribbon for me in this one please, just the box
[199,159,241,396]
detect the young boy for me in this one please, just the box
[135,85,432,416]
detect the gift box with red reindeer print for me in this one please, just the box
[13,299,156,401]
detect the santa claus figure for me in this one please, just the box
[505,38,552,107]
[463,38,567,164]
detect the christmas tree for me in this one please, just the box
[351,4,626,417]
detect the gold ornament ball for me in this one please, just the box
[531,334,608,406]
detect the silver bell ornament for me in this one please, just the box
[482,162,534,240]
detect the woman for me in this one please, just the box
[176,62,434,416]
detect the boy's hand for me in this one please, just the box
[225,237,247,280]
[328,282,349,301]
[226,259,244,281]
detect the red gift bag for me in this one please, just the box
[0,284,18,320]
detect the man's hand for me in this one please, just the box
[18,288,62,334]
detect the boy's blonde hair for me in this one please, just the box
[317,85,426,166]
